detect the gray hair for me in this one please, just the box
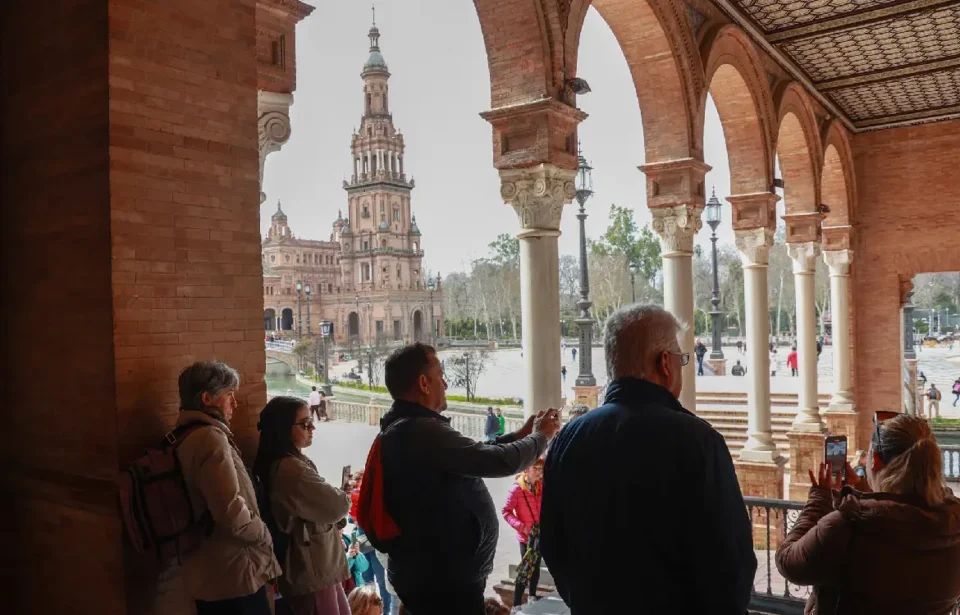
[603,304,684,381]
[178,361,240,411]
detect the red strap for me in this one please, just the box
[356,436,401,542]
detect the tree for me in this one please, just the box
[447,349,490,401]
[366,334,390,389]
[293,338,313,372]
[590,205,662,283]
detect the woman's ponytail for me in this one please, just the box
[875,415,947,506]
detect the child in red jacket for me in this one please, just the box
[501,459,544,607]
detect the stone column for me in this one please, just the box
[499,165,576,418]
[729,192,785,505]
[822,249,858,442]
[257,91,293,204]
[640,158,711,413]
[787,241,823,431]
[651,205,701,411]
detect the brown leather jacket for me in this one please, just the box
[776,485,960,615]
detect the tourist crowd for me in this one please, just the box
[143,302,960,615]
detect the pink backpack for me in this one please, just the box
[118,423,213,562]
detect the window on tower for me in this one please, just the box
[393,207,400,222]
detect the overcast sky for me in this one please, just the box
[261,1,751,274]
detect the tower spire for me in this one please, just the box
[368,6,380,52]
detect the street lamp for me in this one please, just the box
[903,288,916,360]
[574,143,596,387]
[296,280,303,339]
[305,283,312,337]
[628,262,638,304]
[705,188,724,360]
[427,277,436,345]
[319,319,333,396]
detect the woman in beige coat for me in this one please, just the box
[175,361,281,614]
[255,396,353,615]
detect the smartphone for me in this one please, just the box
[824,435,848,484]
[341,465,352,491]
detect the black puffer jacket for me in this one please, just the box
[379,400,546,593]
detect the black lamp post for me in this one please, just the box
[705,188,724,360]
[427,277,436,345]
[574,144,596,387]
[628,262,638,304]
[305,283,312,337]
[319,319,332,395]
[296,280,303,338]
[903,288,916,360]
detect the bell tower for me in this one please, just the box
[341,14,425,294]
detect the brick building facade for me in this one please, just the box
[261,20,442,345]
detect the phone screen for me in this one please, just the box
[341,465,352,491]
[825,437,848,481]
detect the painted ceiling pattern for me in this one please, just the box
[726,0,960,130]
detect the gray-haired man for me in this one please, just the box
[540,304,756,614]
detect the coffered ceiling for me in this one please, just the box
[715,0,960,131]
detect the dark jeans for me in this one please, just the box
[791,368,798,376]
[697,357,704,376]
[195,586,270,615]
[514,542,542,607]
[361,550,392,612]
[396,580,485,615]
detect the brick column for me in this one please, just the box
[639,158,712,412]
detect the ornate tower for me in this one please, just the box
[340,16,424,294]
[268,200,291,240]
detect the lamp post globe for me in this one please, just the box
[628,262,639,304]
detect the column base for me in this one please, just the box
[571,385,603,409]
[823,410,859,452]
[790,410,826,433]
[787,430,827,501]
[705,357,727,375]
[735,457,787,549]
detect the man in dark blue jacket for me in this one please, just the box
[541,304,756,614]
[378,343,561,615]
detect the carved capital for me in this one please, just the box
[727,192,779,231]
[822,249,853,276]
[783,211,824,244]
[498,165,577,233]
[650,204,703,255]
[788,241,821,274]
[735,227,775,267]
[899,275,914,307]
[258,91,294,202]
[822,224,853,251]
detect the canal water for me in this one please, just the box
[265,360,312,398]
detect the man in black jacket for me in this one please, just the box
[379,343,560,615]
[540,304,756,614]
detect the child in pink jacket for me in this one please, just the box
[501,459,544,607]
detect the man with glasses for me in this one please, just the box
[540,304,756,614]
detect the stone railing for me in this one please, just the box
[328,398,524,439]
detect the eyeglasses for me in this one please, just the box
[873,410,901,462]
[674,352,690,367]
[295,420,316,432]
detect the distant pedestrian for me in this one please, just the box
[561,366,567,383]
[571,347,577,362]
[953,378,960,407]
[308,386,322,421]
[928,384,942,419]
[816,338,823,361]
[484,406,499,443]
[736,340,743,355]
[496,407,506,437]
[787,347,798,377]
[770,348,779,377]
[695,339,707,376]
[501,459,544,607]
[731,360,746,376]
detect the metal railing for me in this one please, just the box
[743,496,808,615]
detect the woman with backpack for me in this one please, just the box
[254,396,353,615]
[174,361,280,615]
[501,458,544,609]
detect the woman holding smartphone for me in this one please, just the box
[501,458,544,607]
[254,396,353,615]
[776,413,960,614]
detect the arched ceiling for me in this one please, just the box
[713,0,960,131]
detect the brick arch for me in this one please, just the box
[775,83,821,215]
[589,0,705,161]
[820,120,856,227]
[474,0,565,107]
[701,25,776,195]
